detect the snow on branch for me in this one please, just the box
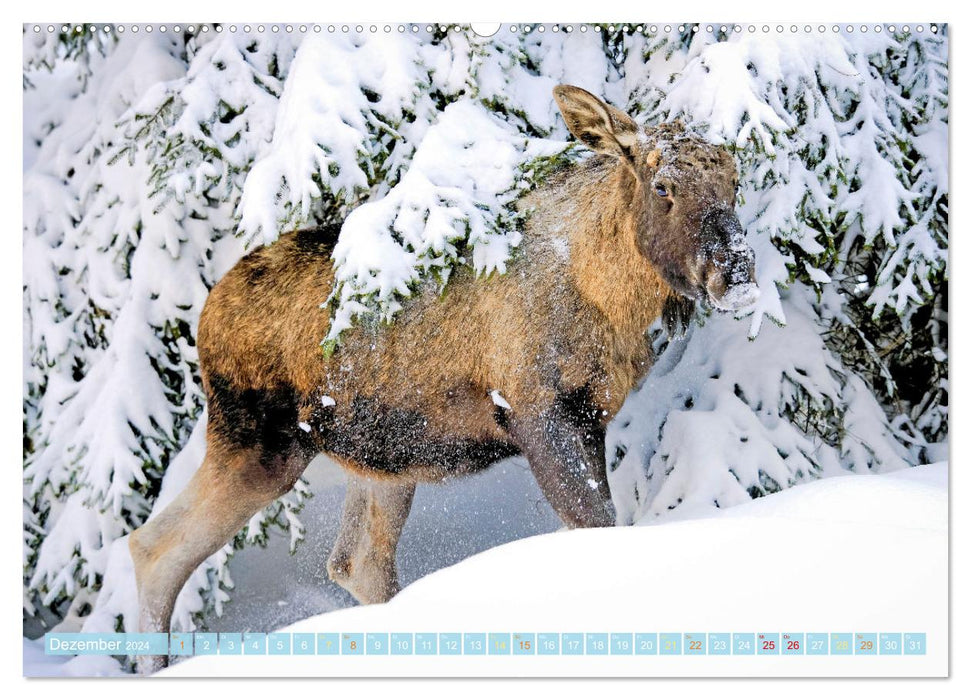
[236,32,438,245]
[608,287,912,524]
[325,99,567,343]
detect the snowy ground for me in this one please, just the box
[23,462,947,677]
[204,455,562,633]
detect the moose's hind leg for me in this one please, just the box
[128,442,306,672]
[128,376,313,673]
[327,469,416,605]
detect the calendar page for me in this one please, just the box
[21,20,949,679]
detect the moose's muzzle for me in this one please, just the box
[701,208,761,312]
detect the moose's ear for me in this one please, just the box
[553,85,639,160]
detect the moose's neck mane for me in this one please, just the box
[567,158,674,340]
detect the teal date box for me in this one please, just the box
[366,633,388,655]
[169,632,192,656]
[218,633,242,655]
[855,633,877,656]
[463,633,486,655]
[513,633,535,655]
[610,633,633,655]
[831,633,853,655]
[659,633,681,655]
[684,632,706,655]
[194,633,218,655]
[293,633,315,655]
[391,633,413,655]
[268,633,290,655]
[561,633,584,655]
[415,633,437,655]
[317,633,339,655]
[537,633,560,655]
[782,633,804,655]
[708,633,730,655]
[585,633,608,655]
[439,633,461,655]
[879,633,902,655]
[904,633,926,655]
[341,633,364,655]
[635,633,658,655]
[733,633,755,655]
[806,633,828,655]
[243,633,266,655]
[757,633,779,655]
[488,633,510,655]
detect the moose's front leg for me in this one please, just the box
[511,393,616,529]
[327,468,416,604]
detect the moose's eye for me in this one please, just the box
[655,185,669,198]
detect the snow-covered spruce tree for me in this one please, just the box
[24,29,189,629]
[23,26,307,634]
[830,31,949,450]
[606,26,947,522]
[24,24,946,639]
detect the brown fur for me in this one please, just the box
[129,86,756,670]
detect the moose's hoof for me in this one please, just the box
[327,554,398,605]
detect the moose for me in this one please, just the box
[128,85,758,670]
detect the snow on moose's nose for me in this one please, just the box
[712,282,760,311]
